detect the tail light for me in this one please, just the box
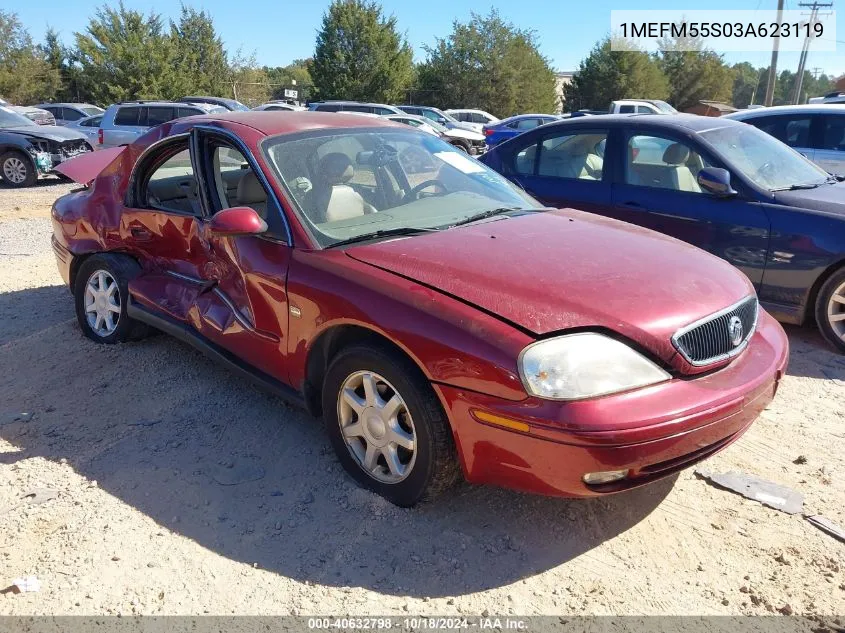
[98,129,104,145]
[484,128,495,136]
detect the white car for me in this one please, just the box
[724,104,845,175]
[609,100,677,114]
[385,114,487,154]
[64,114,103,146]
[444,108,499,133]
[252,102,305,112]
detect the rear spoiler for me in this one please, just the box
[54,147,126,186]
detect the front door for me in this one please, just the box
[610,131,770,288]
[123,129,293,383]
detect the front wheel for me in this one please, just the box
[74,254,151,344]
[815,267,845,353]
[0,151,37,188]
[322,344,461,506]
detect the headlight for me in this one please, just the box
[518,333,671,400]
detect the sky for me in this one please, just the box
[14,0,845,79]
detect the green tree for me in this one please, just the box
[170,6,230,97]
[563,38,668,111]
[657,36,734,110]
[73,2,179,104]
[731,62,765,108]
[264,59,313,101]
[0,11,60,103]
[417,10,557,116]
[231,51,271,106]
[309,0,414,102]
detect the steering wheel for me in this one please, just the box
[403,179,448,203]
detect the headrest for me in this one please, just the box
[320,152,354,185]
[237,170,266,205]
[662,143,690,165]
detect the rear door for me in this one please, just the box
[610,129,770,287]
[504,126,613,213]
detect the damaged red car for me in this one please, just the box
[51,112,789,506]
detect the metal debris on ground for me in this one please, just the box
[695,469,804,515]
[0,488,58,516]
[805,515,845,543]
[10,576,40,593]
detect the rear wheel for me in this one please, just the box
[74,254,150,344]
[815,267,845,353]
[322,344,461,506]
[0,151,36,188]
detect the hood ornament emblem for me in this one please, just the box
[728,315,744,347]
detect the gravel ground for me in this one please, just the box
[0,182,843,617]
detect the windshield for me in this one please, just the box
[700,124,829,190]
[653,101,677,113]
[425,118,448,133]
[229,101,250,111]
[82,106,104,116]
[261,129,541,247]
[0,106,36,128]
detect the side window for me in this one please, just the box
[514,143,538,175]
[420,109,439,122]
[636,105,654,114]
[819,115,845,150]
[618,105,635,113]
[177,106,202,118]
[114,107,140,126]
[81,116,102,127]
[374,107,394,115]
[537,131,607,180]
[470,113,488,124]
[144,146,199,214]
[316,104,342,112]
[752,115,811,148]
[626,134,710,193]
[515,118,541,130]
[63,108,84,121]
[147,106,176,127]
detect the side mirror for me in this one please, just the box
[698,167,737,197]
[208,206,267,237]
[437,117,448,125]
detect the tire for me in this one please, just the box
[73,254,151,344]
[450,140,470,154]
[0,151,37,188]
[815,266,845,353]
[322,344,461,506]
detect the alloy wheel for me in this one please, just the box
[84,269,121,337]
[2,157,27,184]
[827,279,845,341]
[337,370,417,483]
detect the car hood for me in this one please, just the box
[444,127,484,141]
[773,182,845,215]
[2,125,87,142]
[345,209,754,369]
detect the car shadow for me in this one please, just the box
[0,283,73,345]
[0,285,756,597]
[781,323,845,380]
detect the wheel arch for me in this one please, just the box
[302,323,430,417]
[0,144,37,172]
[805,256,845,325]
[70,250,143,294]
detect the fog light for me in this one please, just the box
[583,470,628,485]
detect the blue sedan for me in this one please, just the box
[482,114,561,147]
[480,114,845,353]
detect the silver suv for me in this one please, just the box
[98,101,225,149]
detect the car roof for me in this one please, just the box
[538,113,739,133]
[36,102,100,108]
[498,113,558,123]
[169,110,406,136]
[724,104,845,119]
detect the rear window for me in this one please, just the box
[114,107,141,126]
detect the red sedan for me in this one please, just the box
[51,112,789,506]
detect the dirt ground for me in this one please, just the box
[0,180,843,617]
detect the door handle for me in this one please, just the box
[619,201,644,210]
[130,226,152,240]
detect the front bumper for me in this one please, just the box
[435,310,789,498]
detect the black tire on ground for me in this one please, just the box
[815,266,845,354]
[73,254,151,344]
[450,140,470,153]
[322,343,462,506]
[0,151,37,188]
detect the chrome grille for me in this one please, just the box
[672,296,758,366]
